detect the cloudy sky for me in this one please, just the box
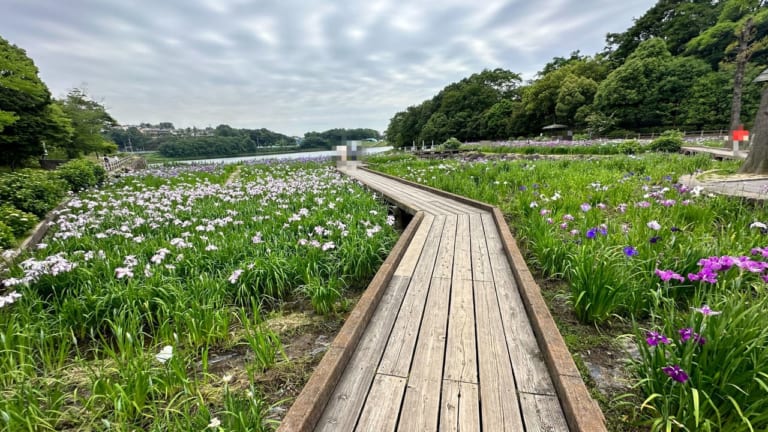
[3,0,656,136]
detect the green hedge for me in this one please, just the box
[0,204,38,238]
[0,221,14,249]
[56,159,107,192]
[0,169,68,218]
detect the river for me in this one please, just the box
[170,146,393,165]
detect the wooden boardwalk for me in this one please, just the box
[279,163,603,432]
[681,145,748,160]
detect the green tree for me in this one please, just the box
[522,57,609,130]
[384,68,522,146]
[606,0,722,65]
[555,75,599,126]
[214,124,237,137]
[687,0,768,147]
[57,89,118,158]
[594,39,710,129]
[481,100,518,139]
[0,37,54,168]
[419,112,451,144]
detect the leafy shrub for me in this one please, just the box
[442,137,462,150]
[0,204,38,237]
[649,130,684,153]
[0,170,68,217]
[56,159,105,192]
[617,139,644,155]
[0,221,14,249]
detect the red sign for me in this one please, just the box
[733,126,749,141]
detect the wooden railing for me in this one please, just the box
[103,157,134,172]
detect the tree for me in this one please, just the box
[594,39,709,130]
[555,75,599,126]
[740,73,768,173]
[57,88,118,158]
[481,100,517,139]
[606,0,722,65]
[682,64,764,129]
[0,36,54,168]
[214,124,237,137]
[687,0,768,148]
[419,112,450,144]
[523,57,608,130]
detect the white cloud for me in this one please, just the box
[1,0,656,135]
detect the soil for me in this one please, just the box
[536,275,648,431]
[200,296,356,424]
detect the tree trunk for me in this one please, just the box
[739,86,768,174]
[728,17,754,150]
[729,59,746,149]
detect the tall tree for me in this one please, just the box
[0,37,55,168]
[523,57,608,129]
[594,38,709,129]
[687,0,768,148]
[740,70,768,173]
[57,88,118,158]
[606,0,722,65]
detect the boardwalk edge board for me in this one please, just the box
[277,211,425,432]
[360,165,607,432]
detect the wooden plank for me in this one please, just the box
[394,214,435,277]
[353,374,407,432]
[453,214,472,281]
[378,215,446,377]
[398,277,452,432]
[481,213,557,396]
[444,279,477,383]
[315,276,412,432]
[432,215,457,279]
[427,199,483,215]
[474,279,524,431]
[519,393,569,432]
[444,212,477,384]
[439,380,481,432]
[421,200,461,215]
[469,213,493,281]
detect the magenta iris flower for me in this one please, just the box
[679,328,706,345]
[662,365,689,383]
[646,331,670,346]
[655,269,685,282]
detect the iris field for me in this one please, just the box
[0,160,397,431]
[369,152,768,431]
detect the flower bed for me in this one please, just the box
[368,152,768,431]
[0,160,397,430]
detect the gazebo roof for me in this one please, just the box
[542,123,568,130]
[755,68,768,83]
